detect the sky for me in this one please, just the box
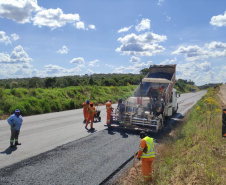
[0,0,226,85]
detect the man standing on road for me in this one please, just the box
[85,102,96,131]
[7,109,23,147]
[82,101,87,123]
[117,99,125,125]
[84,100,90,123]
[106,99,114,127]
[137,131,155,182]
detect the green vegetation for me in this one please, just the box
[0,86,137,117]
[148,88,226,184]
[175,79,198,93]
[0,73,143,89]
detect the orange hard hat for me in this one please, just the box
[90,102,93,105]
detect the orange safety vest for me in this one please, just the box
[88,106,96,116]
[106,102,113,112]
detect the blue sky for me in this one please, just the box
[0,0,226,85]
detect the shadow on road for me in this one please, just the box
[0,146,17,155]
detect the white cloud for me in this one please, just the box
[113,61,152,73]
[105,64,115,68]
[44,64,82,75]
[166,16,171,22]
[11,33,20,41]
[210,11,226,27]
[197,61,211,72]
[89,59,99,67]
[75,21,85,30]
[33,8,79,29]
[0,31,20,45]
[88,25,95,30]
[116,32,166,56]
[0,45,32,64]
[172,42,226,61]
[160,57,177,65]
[157,0,165,6]
[70,57,85,67]
[0,0,41,23]
[129,56,140,63]
[118,26,133,33]
[207,41,226,49]
[86,69,94,74]
[135,18,151,32]
[57,45,69,54]
[0,31,11,44]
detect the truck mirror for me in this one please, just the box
[223,109,226,138]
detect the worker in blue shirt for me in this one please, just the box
[7,109,23,147]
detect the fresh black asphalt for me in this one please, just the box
[0,128,140,185]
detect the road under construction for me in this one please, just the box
[0,91,206,185]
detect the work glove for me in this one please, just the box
[12,124,16,127]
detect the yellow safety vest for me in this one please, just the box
[141,136,155,158]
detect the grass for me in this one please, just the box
[117,87,226,185]
[148,87,226,185]
[0,85,137,117]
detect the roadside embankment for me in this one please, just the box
[116,87,226,185]
[0,85,137,118]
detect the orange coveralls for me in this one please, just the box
[106,102,114,125]
[86,106,96,129]
[82,101,87,121]
[137,139,155,181]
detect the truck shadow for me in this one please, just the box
[0,146,18,155]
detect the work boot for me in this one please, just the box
[83,120,86,123]
[10,144,15,148]
[90,128,95,131]
[15,142,21,146]
[85,126,88,130]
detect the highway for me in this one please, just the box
[0,91,206,185]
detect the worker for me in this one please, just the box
[106,99,114,127]
[137,131,155,182]
[85,102,96,130]
[7,109,23,147]
[82,101,87,123]
[84,100,90,123]
[117,98,125,124]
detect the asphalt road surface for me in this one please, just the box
[0,91,206,185]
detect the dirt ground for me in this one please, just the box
[218,84,226,108]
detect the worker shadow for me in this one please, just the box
[87,129,97,133]
[0,146,17,155]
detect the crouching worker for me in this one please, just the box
[85,102,96,131]
[137,131,155,182]
[7,109,23,147]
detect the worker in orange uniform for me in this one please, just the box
[106,99,114,127]
[84,100,90,123]
[82,101,87,123]
[85,102,96,130]
[137,131,155,182]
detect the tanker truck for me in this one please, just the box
[111,64,179,133]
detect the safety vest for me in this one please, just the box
[141,136,155,158]
[88,106,96,116]
[106,102,112,112]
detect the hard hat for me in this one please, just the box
[90,102,93,105]
[15,109,20,113]
[139,131,147,139]
[86,100,90,104]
